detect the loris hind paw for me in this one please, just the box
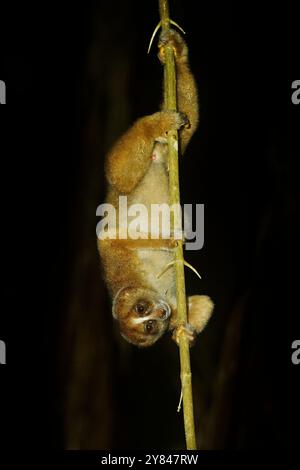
[159,110,190,134]
[158,29,188,64]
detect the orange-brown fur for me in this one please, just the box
[98,30,213,347]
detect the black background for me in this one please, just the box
[0,0,299,456]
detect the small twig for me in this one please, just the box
[147,19,186,54]
[177,390,183,412]
[158,0,197,451]
[156,260,202,281]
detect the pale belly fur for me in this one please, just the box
[127,161,176,306]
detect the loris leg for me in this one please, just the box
[105,111,188,194]
[171,295,214,346]
[158,30,199,153]
[176,61,199,152]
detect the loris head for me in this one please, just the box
[112,286,171,347]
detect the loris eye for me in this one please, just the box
[144,320,157,334]
[135,302,147,315]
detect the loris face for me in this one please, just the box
[112,286,171,347]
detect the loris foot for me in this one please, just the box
[158,110,190,134]
[158,29,188,64]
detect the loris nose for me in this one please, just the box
[159,307,168,319]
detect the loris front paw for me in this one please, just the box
[172,322,197,347]
[171,295,213,347]
[158,29,188,64]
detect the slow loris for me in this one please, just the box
[98,29,213,347]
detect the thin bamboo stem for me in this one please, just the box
[158,0,197,451]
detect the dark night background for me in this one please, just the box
[0,0,299,456]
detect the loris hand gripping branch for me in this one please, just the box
[98,30,213,347]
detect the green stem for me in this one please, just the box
[158,0,197,451]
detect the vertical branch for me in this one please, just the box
[158,0,197,450]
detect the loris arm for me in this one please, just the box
[171,295,214,346]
